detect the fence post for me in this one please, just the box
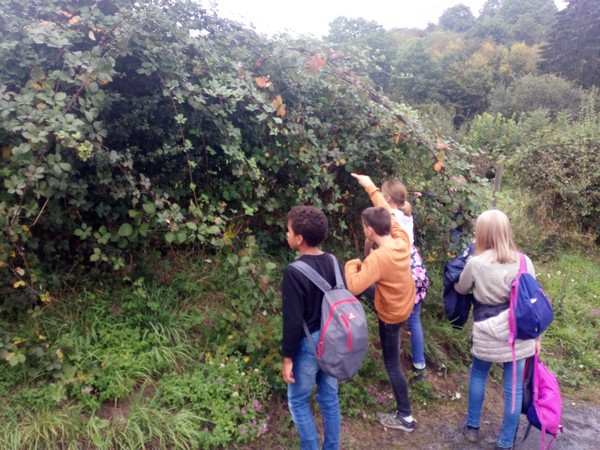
[492,161,505,207]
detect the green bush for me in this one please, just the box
[0,0,483,300]
[510,111,600,242]
[488,74,584,118]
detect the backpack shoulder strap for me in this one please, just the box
[519,253,528,275]
[328,253,345,289]
[291,258,335,357]
[290,259,332,293]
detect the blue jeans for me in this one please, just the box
[407,302,425,368]
[287,330,340,450]
[379,319,411,416]
[467,356,525,448]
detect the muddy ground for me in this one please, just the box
[243,373,600,450]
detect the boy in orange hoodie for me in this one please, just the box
[345,173,416,432]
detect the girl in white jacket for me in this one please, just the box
[455,209,540,450]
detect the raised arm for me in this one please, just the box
[351,173,409,243]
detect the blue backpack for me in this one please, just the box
[509,253,554,341]
[291,254,368,380]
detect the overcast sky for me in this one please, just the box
[199,0,567,38]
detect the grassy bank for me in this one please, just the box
[1,197,599,449]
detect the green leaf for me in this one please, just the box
[165,232,175,244]
[142,203,156,214]
[206,225,220,234]
[118,223,133,237]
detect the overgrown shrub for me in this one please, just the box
[0,0,483,302]
[488,74,584,118]
[510,110,600,241]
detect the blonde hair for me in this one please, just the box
[474,209,517,263]
[382,179,412,216]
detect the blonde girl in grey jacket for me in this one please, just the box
[455,209,541,450]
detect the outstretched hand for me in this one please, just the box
[351,173,374,188]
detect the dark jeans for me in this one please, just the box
[378,319,411,417]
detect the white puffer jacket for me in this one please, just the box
[472,309,535,363]
[455,249,537,363]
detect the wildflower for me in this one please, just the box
[241,407,247,415]
[243,355,250,363]
[259,423,268,435]
[252,399,262,411]
[216,376,223,382]
[82,386,92,394]
[232,391,239,398]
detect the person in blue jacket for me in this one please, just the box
[443,243,475,328]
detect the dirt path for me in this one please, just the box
[245,385,600,449]
[339,392,600,450]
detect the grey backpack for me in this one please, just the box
[291,254,368,380]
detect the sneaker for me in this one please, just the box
[412,367,427,382]
[461,422,480,443]
[378,412,415,432]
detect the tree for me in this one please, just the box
[326,17,396,91]
[471,0,557,45]
[540,0,600,88]
[441,56,494,125]
[392,39,443,105]
[327,16,384,42]
[480,0,503,18]
[438,5,476,33]
[504,42,540,81]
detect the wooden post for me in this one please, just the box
[492,161,505,208]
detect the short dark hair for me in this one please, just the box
[361,207,391,236]
[287,206,328,247]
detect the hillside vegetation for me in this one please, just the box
[1,0,599,448]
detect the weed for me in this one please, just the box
[155,352,271,447]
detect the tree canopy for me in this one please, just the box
[438,5,476,33]
[540,0,600,88]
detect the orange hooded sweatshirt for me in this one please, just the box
[345,183,416,324]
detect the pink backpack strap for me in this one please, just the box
[509,253,526,413]
[519,253,528,275]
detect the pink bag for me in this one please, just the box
[522,354,563,450]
